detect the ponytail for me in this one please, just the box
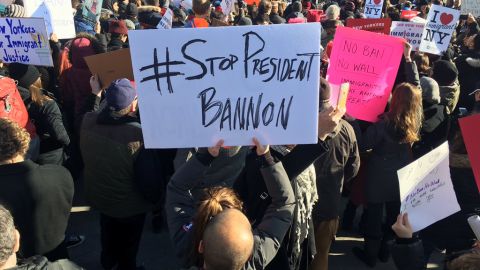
[190,187,243,267]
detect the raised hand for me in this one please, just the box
[208,139,224,157]
[252,137,269,156]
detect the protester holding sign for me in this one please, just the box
[352,83,423,267]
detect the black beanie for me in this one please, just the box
[8,63,40,89]
[432,60,458,86]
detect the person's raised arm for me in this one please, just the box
[165,140,224,260]
[245,138,295,269]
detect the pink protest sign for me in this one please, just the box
[327,26,404,122]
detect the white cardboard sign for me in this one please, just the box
[390,21,425,51]
[398,142,461,232]
[0,17,53,66]
[419,5,460,55]
[157,8,173,29]
[461,0,480,17]
[24,0,76,40]
[129,24,321,148]
[364,0,384,18]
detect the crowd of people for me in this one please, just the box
[0,0,479,269]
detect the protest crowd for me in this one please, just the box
[0,0,480,269]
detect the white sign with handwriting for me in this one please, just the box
[24,0,76,40]
[398,142,461,232]
[129,24,321,148]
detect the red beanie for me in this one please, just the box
[109,20,129,35]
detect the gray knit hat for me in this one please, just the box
[5,4,25,17]
[420,77,441,105]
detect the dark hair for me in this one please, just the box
[414,53,430,75]
[474,34,480,51]
[0,118,30,163]
[193,0,211,16]
[292,1,302,12]
[0,205,16,266]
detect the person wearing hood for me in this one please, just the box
[412,77,450,158]
[0,205,82,270]
[285,1,305,23]
[8,64,70,165]
[59,33,106,132]
[108,20,129,51]
[431,60,460,115]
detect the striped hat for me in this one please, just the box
[5,4,25,17]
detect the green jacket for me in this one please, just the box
[80,112,153,218]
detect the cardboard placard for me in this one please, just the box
[346,18,392,35]
[390,21,426,51]
[84,49,134,88]
[419,5,460,55]
[24,0,76,40]
[0,17,53,66]
[398,142,461,232]
[157,8,173,29]
[327,26,404,122]
[129,24,322,148]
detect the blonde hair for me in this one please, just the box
[191,187,243,267]
[29,78,50,107]
[386,83,423,143]
[0,118,30,163]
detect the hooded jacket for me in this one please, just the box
[439,80,460,115]
[59,34,106,126]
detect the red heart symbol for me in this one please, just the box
[440,12,454,25]
[373,0,381,4]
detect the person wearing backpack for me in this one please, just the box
[0,75,39,161]
[8,64,70,166]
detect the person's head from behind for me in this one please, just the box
[325,4,340,20]
[109,20,129,42]
[191,187,254,270]
[105,79,137,117]
[413,52,430,75]
[386,83,423,143]
[447,251,480,270]
[193,0,211,17]
[0,118,30,165]
[7,64,48,107]
[431,60,458,87]
[0,205,20,270]
[292,1,302,13]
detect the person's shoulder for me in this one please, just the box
[47,259,84,270]
[35,163,73,182]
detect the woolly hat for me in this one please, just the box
[420,77,441,104]
[105,79,137,111]
[5,4,25,17]
[8,63,41,89]
[125,3,138,19]
[109,20,129,35]
[319,77,331,111]
[431,60,458,86]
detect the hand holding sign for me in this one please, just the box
[252,137,269,156]
[392,213,413,239]
[208,139,225,157]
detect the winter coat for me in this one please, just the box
[9,256,83,270]
[360,120,413,203]
[80,110,154,218]
[412,103,449,158]
[455,52,480,111]
[166,153,296,270]
[439,80,460,115]
[0,161,73,257]
[392,238,425,270]
[234,141,331,270]
[313,119,360,222]
[270,13,286,24]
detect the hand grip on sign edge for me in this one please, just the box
[208,139,224,157]
[318,107,345,141]
[403,41,413,62]
[391,213,413,239]
[90,74,102,97]
[252,137,269,156]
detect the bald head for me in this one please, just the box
[202,209,254,270]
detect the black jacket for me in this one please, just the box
[234,140,331,270]
[359,120,412,203]
[0,161,74,257]
[313,119,360,222]
[9,256,83,270]
[412,103,449,159]
[392,238,425,270]
[166,152,296,270]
